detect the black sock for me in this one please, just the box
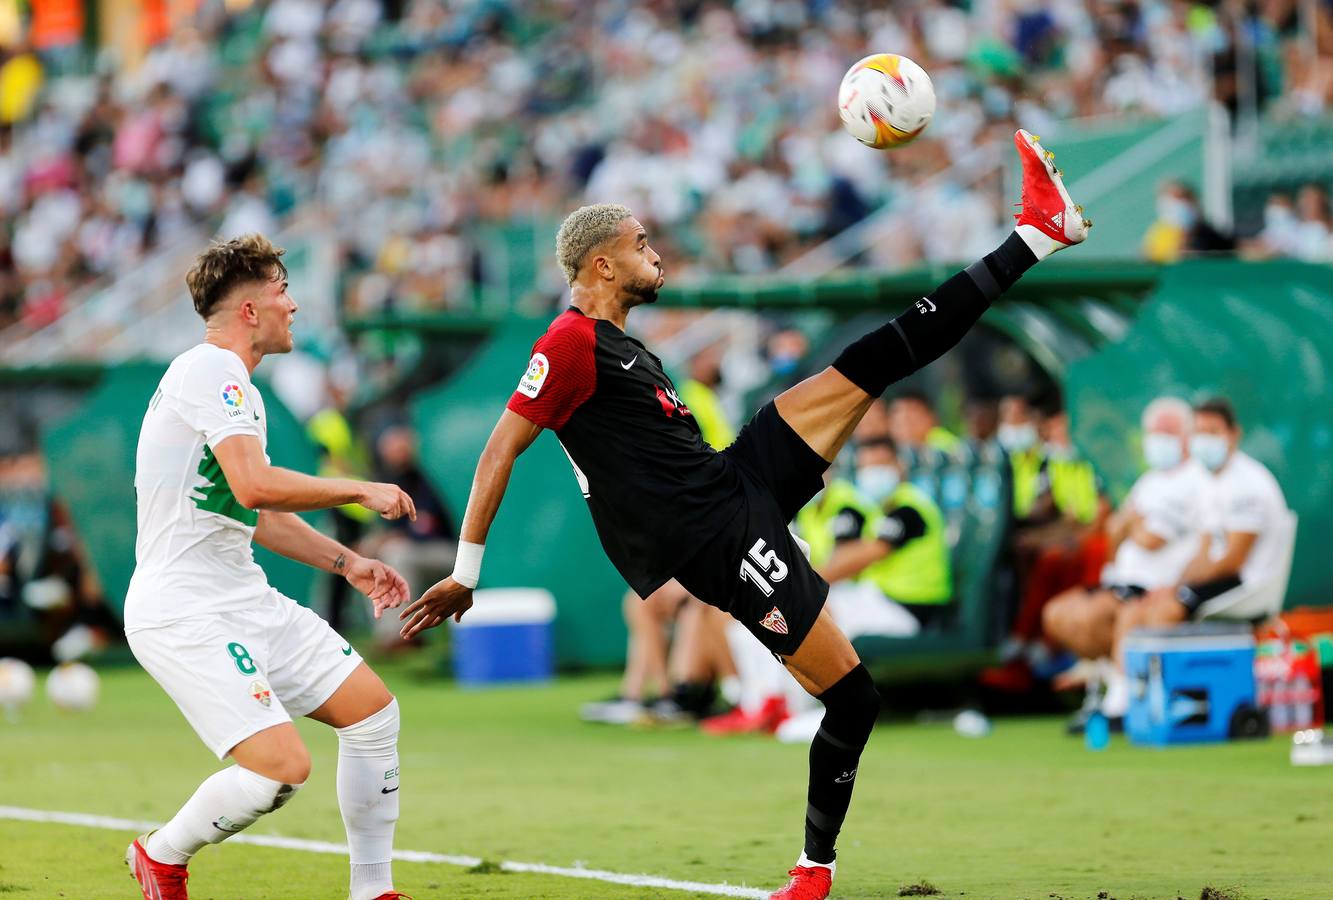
[804,664,880,865]
[831,232,1039,397]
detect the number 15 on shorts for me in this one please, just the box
[739,538,788,597]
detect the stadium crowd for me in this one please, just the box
[3,0,1332,333]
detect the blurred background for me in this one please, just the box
[0,0,1329,693]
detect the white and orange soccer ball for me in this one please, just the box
[837,53,936,150]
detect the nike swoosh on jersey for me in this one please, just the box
[621,355,638,370]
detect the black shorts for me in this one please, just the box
[673,402,831,656]
[1176,575,1243,617]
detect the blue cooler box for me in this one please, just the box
[452,588,556,686]
[1124,624,1260,746]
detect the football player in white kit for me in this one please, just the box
[124,234,417,900]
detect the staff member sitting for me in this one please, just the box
[1112,397,1289,661]
[819,436,954,638]
[1043,396,1204,725]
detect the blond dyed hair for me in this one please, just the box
[555,204,634,285]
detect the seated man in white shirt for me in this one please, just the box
[1112,396,1289,657]
[1043,397,1202,663]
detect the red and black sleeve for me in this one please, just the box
[506,314,598,431]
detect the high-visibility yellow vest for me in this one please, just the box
[1010,447,1045,518]
[794,480,878,569]
[861,482,952,605]
[926,426,963,454]
[679,379,736,450]
[1049,456,1100,525]
[307,408,375,523]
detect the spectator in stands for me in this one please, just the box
[964,396,1000,448]
[1291,183,1332,262]
[889,389,962,457]
[363,424,456,646]
[1239,192,1302,260]
[984,395,1110,693]
[1142,181,1233,262]
[1112,397,1290,659]
[1043,396,1204,728]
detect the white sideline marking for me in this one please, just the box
[0,805,770,898]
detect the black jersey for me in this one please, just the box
[507,307,744,596]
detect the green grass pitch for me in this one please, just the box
[0,663,1329,899]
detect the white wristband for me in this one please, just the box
[452,541,484,590]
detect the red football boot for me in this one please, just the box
[701,695,789,736]
[1013,129,1089,253]
[369,893,413,899]
[769,865,833,900]
[126,834,189,900]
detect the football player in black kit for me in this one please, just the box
[399,130,1089,900]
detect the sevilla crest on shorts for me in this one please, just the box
[760,606,789,635]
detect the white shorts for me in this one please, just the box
[127,589,363,759]
[825,580,923,639]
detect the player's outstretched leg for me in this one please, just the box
[129,725,310,900]
[775,128,1089,462]
[307,664,405,900]
[768,611,879,900]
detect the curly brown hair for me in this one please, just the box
[186,234,288,320]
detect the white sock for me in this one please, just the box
[1102,668,1130,718]
[797,851,836,875]
[147,766,301,865]
[1016,223,1063,260]
[338,698,401,900]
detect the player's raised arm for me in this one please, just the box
[212,432,416,520]
[398,409,542,637]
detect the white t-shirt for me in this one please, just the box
[125,344,271,631]
[1103,462,1205,589]
[1199,451,1288,587]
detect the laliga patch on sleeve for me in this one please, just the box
[517,353,550,399]
[219,381,249,419]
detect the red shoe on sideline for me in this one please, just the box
[701,696,789,736]
[769,865,833,900]
[1012,129,1089,252]
[979,657,1036,694]
[126,834,189,900]
[370,893,413,899]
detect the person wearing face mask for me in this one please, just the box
[1111,398,1289,662]
[996,393,1045,520]
[984,395,1111,694]
[1142,181,1233,263]
[818,437,953,637]
[1042,396,1205,730]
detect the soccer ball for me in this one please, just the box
[0,657,36,710]
[837,54,936,150]
[46,661,99,712]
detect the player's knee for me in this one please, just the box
[336,696,400,757]
[819,663,879,746]
[236,764,306,814]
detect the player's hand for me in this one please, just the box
[358,482,417,521]
[399,576,473,638]
[345,556,411,619]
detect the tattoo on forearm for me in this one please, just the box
[334,553,346,573]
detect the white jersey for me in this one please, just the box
[1199,451,1288,587]
[1102,462,1205,589]
[125,343,271,631]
